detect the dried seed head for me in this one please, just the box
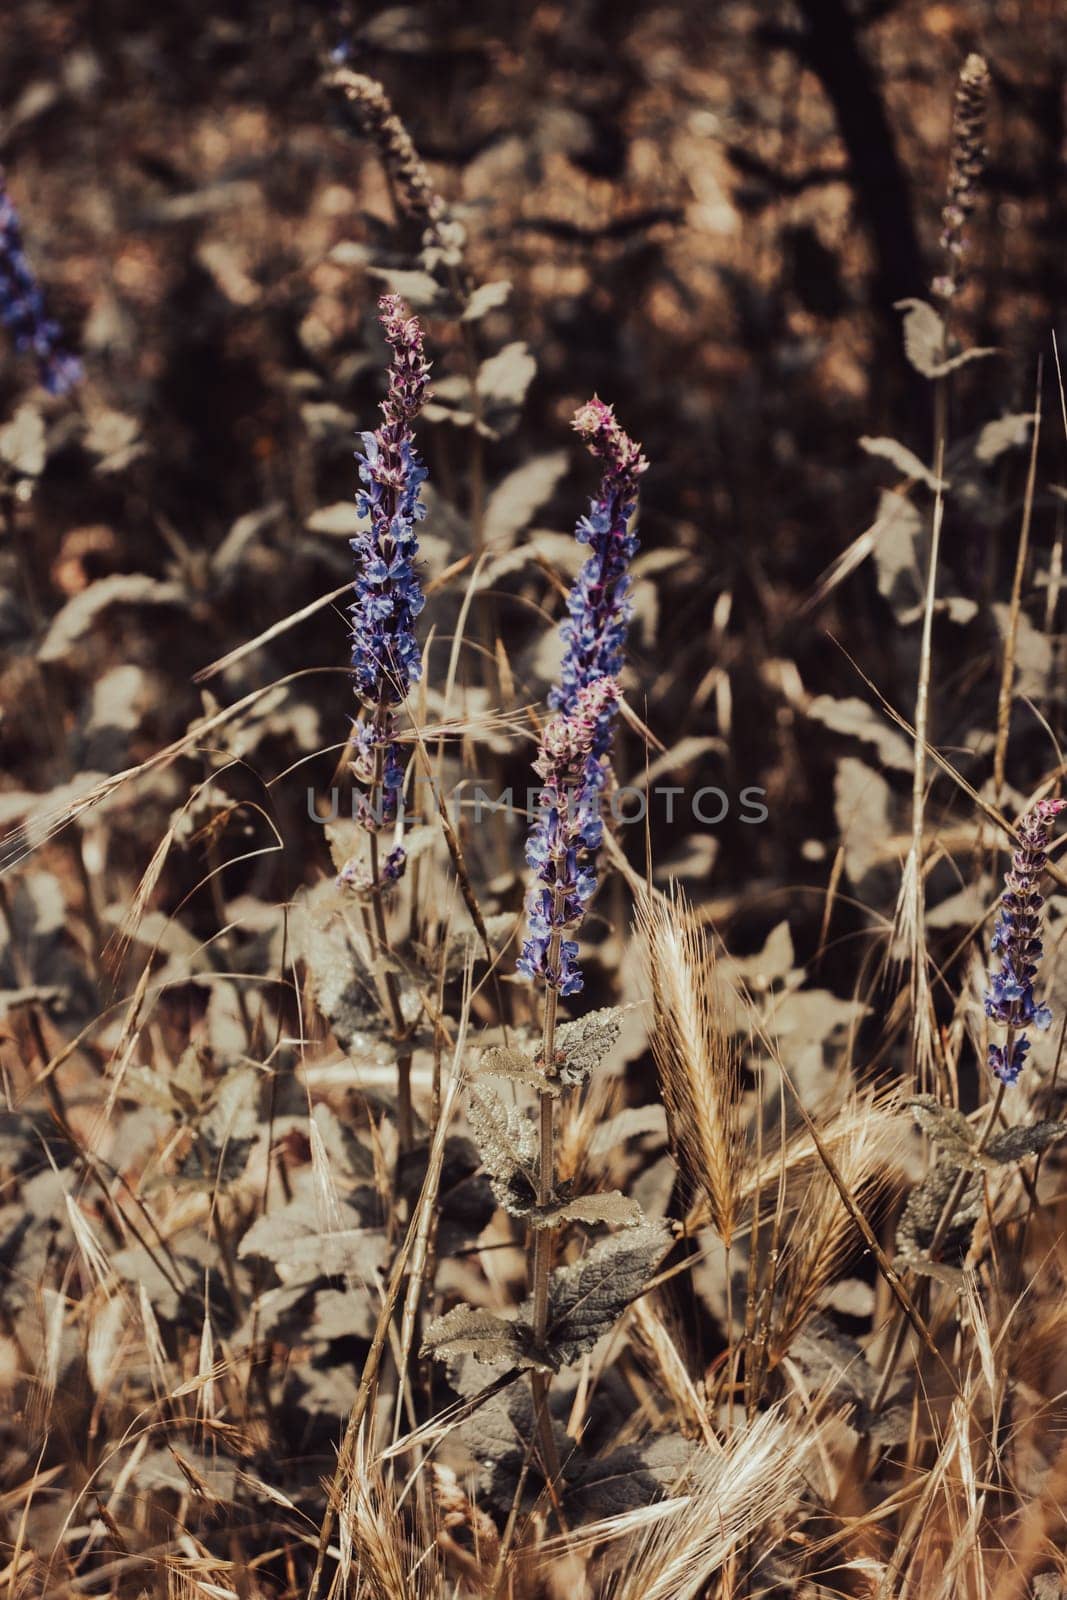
[933,54,991,304]
[330,69,450,249]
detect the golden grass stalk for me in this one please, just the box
[638,886,744,1244]
[540,1411,804,1600]
[766,1092,902,1362]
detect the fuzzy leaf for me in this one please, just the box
[37,575,186,663]
[461,279,512,322]
[834,757,892,883]
[483,451,568,550]
[552,1007,625,1087]
[422,1304,556,1372]
[869,490,923,619]
[895,1157,982,1269]
[479,1044,559,1095]
[0,405,45,476]
[291,881,389,1059]
[238,1193,386,1284]
[477,342,536,413]
[306,502,363,536]
[365,265,444,309]
[894,299,996,379]
[807,694,912,772]
[467,1087,539,1216]
[975,412,1035,463]
[907,1095,982,1168]
[985,1120,1067,1166]
[859,435,947,492]
[528,1190,644,1230]
[547,1222,669,1364]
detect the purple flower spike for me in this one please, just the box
[519,399,646,994]
[549,398,648,762]
[518,678,618,996]
[984,798,1066,1084]
[0,171,82,396]
[349,295,431,837]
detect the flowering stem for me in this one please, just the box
[529,915,562,1487]
[367,736,413,1150]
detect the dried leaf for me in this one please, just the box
[37,575,186,663]
[478,1044,558,1095]
[552,1006,625,1086]
[0,405,45,476]
[239,1193,386,1284]
[477,342,536,415]
[907,1095,981,1168]
[807,695,912,772]
[422,1305,556,1372]
[894,298,996,378]
[985,1120,1067,1166]
[834,757,893,883]
[547,1222,669,1364]
[483,451,568,550]
[859,435,947,491]
[528,1190,644,1230]
[870,491,923,618]
[461,280,512,321]
[896,1158,982,1269]
[365,265,445,309]
[975,412,1035,463]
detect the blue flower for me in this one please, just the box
[348,295,431,863]
[548,398,647,766]
[518,678,619,995]
[0,173,81,396]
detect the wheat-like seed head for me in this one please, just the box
[638,886,745,1244]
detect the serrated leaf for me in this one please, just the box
[907,1095,982,1168]
[478,1044,558,1095]
[567,1434,695,1519]
[894,298,997,379]
[789,1314,909,1441]
[551,1007,624,1087]
[975,412,1035,463]
[528,1190,644,1230]
[467,1087,539,1216]
[859,435,947,491]
[985,1120,1067,1166]
[291,880,388,1058]
[422,1304,556,1372]
[895,1157,982,1268]
[461,279,512,321]
[547,1222,669,1364]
